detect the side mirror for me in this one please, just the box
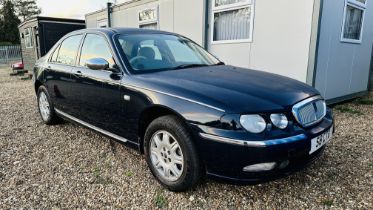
[85,58,110,70]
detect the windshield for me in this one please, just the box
[115,34,221,73]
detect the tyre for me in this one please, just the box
[144,115,203,192]
[37,86,61,125]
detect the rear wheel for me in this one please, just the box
[37,86,61,125]
[144,115,203,192]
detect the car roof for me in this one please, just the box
[69,28,177,36]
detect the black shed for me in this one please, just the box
[18,16,85,71]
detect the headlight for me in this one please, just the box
[270,114,288,129]
[240,115,267,133]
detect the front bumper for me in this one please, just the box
[194,113,334,183]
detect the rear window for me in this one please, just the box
[56,35,83,66]
[50,44,60,63]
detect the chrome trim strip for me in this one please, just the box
[292,95,326,127]
[151,90,226,113]
[55,109,138,145]
[199,133,307,148]
[292,95,323,110]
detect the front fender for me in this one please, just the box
[137,86,225,126]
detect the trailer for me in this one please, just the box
[18,16,85,72]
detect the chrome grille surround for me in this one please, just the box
[292,96,327,127]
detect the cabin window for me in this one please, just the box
[97,19,108,28]
[138,7,158,30]
[211,0,254,43]
[50,44,61,63]
[341,0,367,43]
[24,28,33,48]
[351,0,367,7]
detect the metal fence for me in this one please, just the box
[0,45,22,64]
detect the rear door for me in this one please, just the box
[45,34,83,113]
[69,33,124,135]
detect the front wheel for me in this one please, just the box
[37,86,61,125]
[144,115,203,192]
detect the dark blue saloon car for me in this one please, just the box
[33,28,334,191]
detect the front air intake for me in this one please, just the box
[292,96,326,127]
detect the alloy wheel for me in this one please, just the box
[150,130,184,182]
[39,91,50,121]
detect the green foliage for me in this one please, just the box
[93,166,101,178]
[0,0,20,44]
[0,41,13,46]
[0,0,41,44]
[322,199,334,206]
[355,98,373,105]
[13,0,41,22]
[154,192,168,208]
[334,105,362,115]
[92,166,112,185]
[124,170,134,177]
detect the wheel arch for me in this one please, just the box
[138,105,191,153]
[34,80,43,94]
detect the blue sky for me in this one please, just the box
[36,0,129,19]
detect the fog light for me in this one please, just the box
[243,162,276,172]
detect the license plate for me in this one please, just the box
[309,127,333,154]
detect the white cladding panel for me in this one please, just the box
[249,0,315,82]
[208,0,315,82]
[85,0,204,45]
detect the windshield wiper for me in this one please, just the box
[171,64,209,70]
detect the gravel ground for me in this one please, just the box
[0,67,372,209]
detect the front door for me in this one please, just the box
[69,33,124,136]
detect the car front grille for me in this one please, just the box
[292,96,326,127]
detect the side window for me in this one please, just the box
[212,0,254,42]
[341,0,366,43]
[79,34,115,68]
[50,44,60,62]
[56,35,83,65]
[24,28,34,48]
